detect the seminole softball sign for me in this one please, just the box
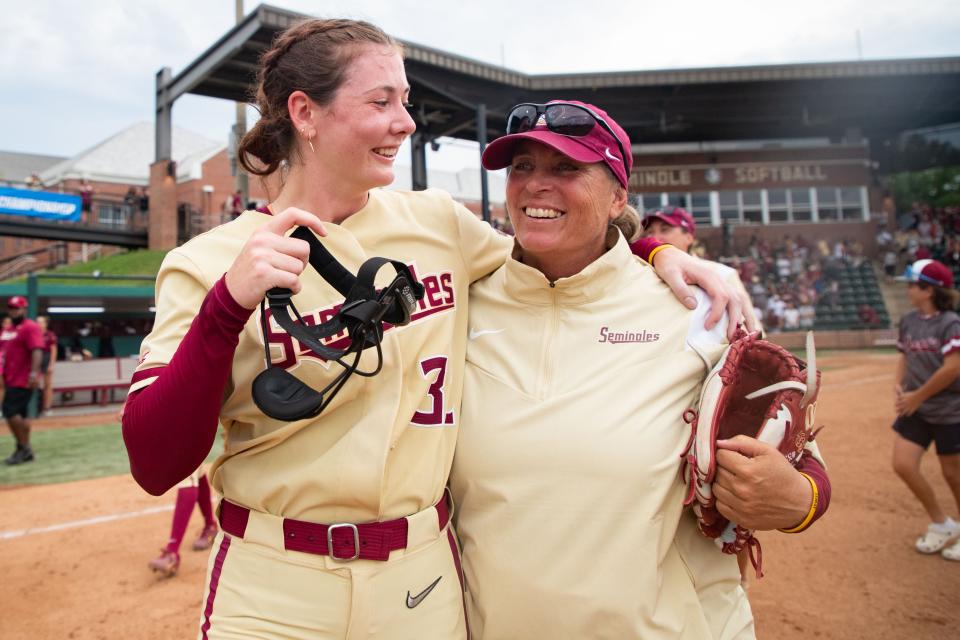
[0,187,82,221]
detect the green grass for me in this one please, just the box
[0,422,224,486]
[2,249,167,286]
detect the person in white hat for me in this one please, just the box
[891,259,960,561]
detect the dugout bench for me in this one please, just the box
[50,357,137,407]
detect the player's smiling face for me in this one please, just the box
[312,45,415,192]
[506,141,625,280]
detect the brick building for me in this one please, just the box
[628,140,882,255]
[0,122,273,277]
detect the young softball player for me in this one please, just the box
[891,259,960,561]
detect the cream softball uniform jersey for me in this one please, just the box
[134,188,509,639]
[449,231,754,639]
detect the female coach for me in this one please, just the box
[449,100,831,639]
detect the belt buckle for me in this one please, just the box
[327,523,360,561]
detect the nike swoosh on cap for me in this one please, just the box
[406,576,442,609]
[604,147,621,162]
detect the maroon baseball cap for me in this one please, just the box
[642,206,697,236]
[897,259,955,288]
[7,296,27,309]
[481,100,633,189]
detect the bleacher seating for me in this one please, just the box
[815,263,889,330]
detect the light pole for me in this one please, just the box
[234,0,248,207]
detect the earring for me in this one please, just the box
[300,128,315,154]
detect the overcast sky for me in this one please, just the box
[2,0,958,172]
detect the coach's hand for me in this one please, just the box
[651,247,756,340]
[713,435,811,531]
[225,207,327,310]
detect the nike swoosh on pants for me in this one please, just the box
[406,576,443,609]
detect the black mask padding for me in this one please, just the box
[251,366,323,421]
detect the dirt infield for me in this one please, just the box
[2,351,959,639]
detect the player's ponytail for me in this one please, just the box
[238,18,400,176]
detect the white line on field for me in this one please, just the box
[0,504,173,541]
[829,374,893,390]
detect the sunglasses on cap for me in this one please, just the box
[506,102,628,168]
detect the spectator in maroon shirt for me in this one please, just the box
[0,316,17,404]
[3,296,44,465]
[859,304,881,328]
[36,316,57,416]
[79,180,94,222]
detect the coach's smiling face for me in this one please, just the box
[506,141,626,282]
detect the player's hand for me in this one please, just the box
[225,207,327,310]
[895,390,923,416]
[712,435,811,531]
[651,247,755,340]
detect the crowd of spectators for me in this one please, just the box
[704,234,877,332]
[884,202,960,284]
[693,201,960,332]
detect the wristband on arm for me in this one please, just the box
[779,472,819,533]
[646,243,675,266]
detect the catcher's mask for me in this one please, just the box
[251,226,424,422]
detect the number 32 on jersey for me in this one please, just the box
[410,355,455,426]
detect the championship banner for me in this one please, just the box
[0,187,82,221]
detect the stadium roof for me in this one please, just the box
[158,3,960,150]
[0,151,66,185]
[41,122,223,186]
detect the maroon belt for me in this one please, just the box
[218,496,450,562]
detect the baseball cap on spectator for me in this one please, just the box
[896,259,954,289]
[481,100,633,189]
[641,206,696,235]
[7,295,27,309]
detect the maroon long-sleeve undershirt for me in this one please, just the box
[122,275,253,496]
[629,236,663,263]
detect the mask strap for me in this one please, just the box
[290,226,356,297]
[291,225,424,321]
[253,228,425,422]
